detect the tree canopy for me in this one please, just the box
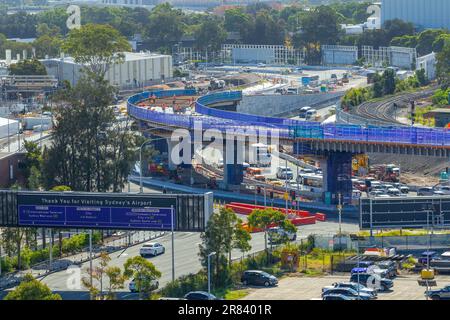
[62,23,131,77]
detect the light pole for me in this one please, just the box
[171,205,175,282]
[207,251,216,298]
[139,137,166,193]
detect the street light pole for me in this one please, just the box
[171,205,175,282]
[207,252,216,298]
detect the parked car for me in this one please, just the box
[129,278,159,292]
[184,291,219,300]
[139,242,165,257]
[241,270,278,287]
[435,186,450,195]
[268,227,297,243]
[425,285,450,300]
[350,273,394,291]
[387,188,405,197]
[375,261,398,278]
[399,186,410,194]
[417,187,434,196]
[322,282,377,297]
[322,294,358,300]
[351,267,390,279]
[321,287,375,300]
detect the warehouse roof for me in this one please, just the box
[41,52,171,65]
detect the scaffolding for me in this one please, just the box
[321,45,359,66]
[361,46,417,69]
[221,44,305,66]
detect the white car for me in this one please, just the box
[139,242,165,257]
[129,278,159,293]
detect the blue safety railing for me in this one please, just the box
[127,89,450,147]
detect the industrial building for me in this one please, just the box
[42,52,173,89]
[381,0,450,30]
[0,117,19,140]
[416,52,437,80]
[322,45,359,66]
[222,44,305,66]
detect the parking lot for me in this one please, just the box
[241,274,450,300]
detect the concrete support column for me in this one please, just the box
[223,139,243,188]
[167,139,178,171]
[321,151,353,205]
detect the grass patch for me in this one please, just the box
[358,229,450,237]
[223,289,250,300]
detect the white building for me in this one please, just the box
[42,52,173,89]
[417,52,437,80]
[0,117,19,140]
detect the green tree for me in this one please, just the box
[146,3,185,51]
[233,221,252,259]
[436,40,450,89]
[383,19,415,44]
[82,252,111,299]
[199,208,238,288]
[33,34,62,59]
[224,8,253,41]
[105,266,126,300]
[382,68,397,95]
[124,256,161,300]
[195,17,227,51]
[42,73,137,192]
[247,208,296,263]
[62,24,131,77]
[4,274,62,300]
[9,58,47,76]
[416,68,429,86]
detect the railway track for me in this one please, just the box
[352,87,438,125]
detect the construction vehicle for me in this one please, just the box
[208,78,226,91]
[352,154,369,176]
[370,164,400,183]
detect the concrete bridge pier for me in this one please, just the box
[223,139,244,190]
[320,151,353,205]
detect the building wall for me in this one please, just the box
[43,54,173,89]
[0,153,25,188]
[382,0,450,30]
[417,52,437,80]
[322,45,358,66]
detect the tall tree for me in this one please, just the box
[9,59,47,76]
[62,24,131,77]
[248,208,296,263]
[146,3,185,51]
[199,208,251,287]
[42,73,136,192]
[195,17,227,51]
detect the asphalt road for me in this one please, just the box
[21,219,356,300]
[0,182,359,300]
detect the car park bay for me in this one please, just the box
[241,274,450,300]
